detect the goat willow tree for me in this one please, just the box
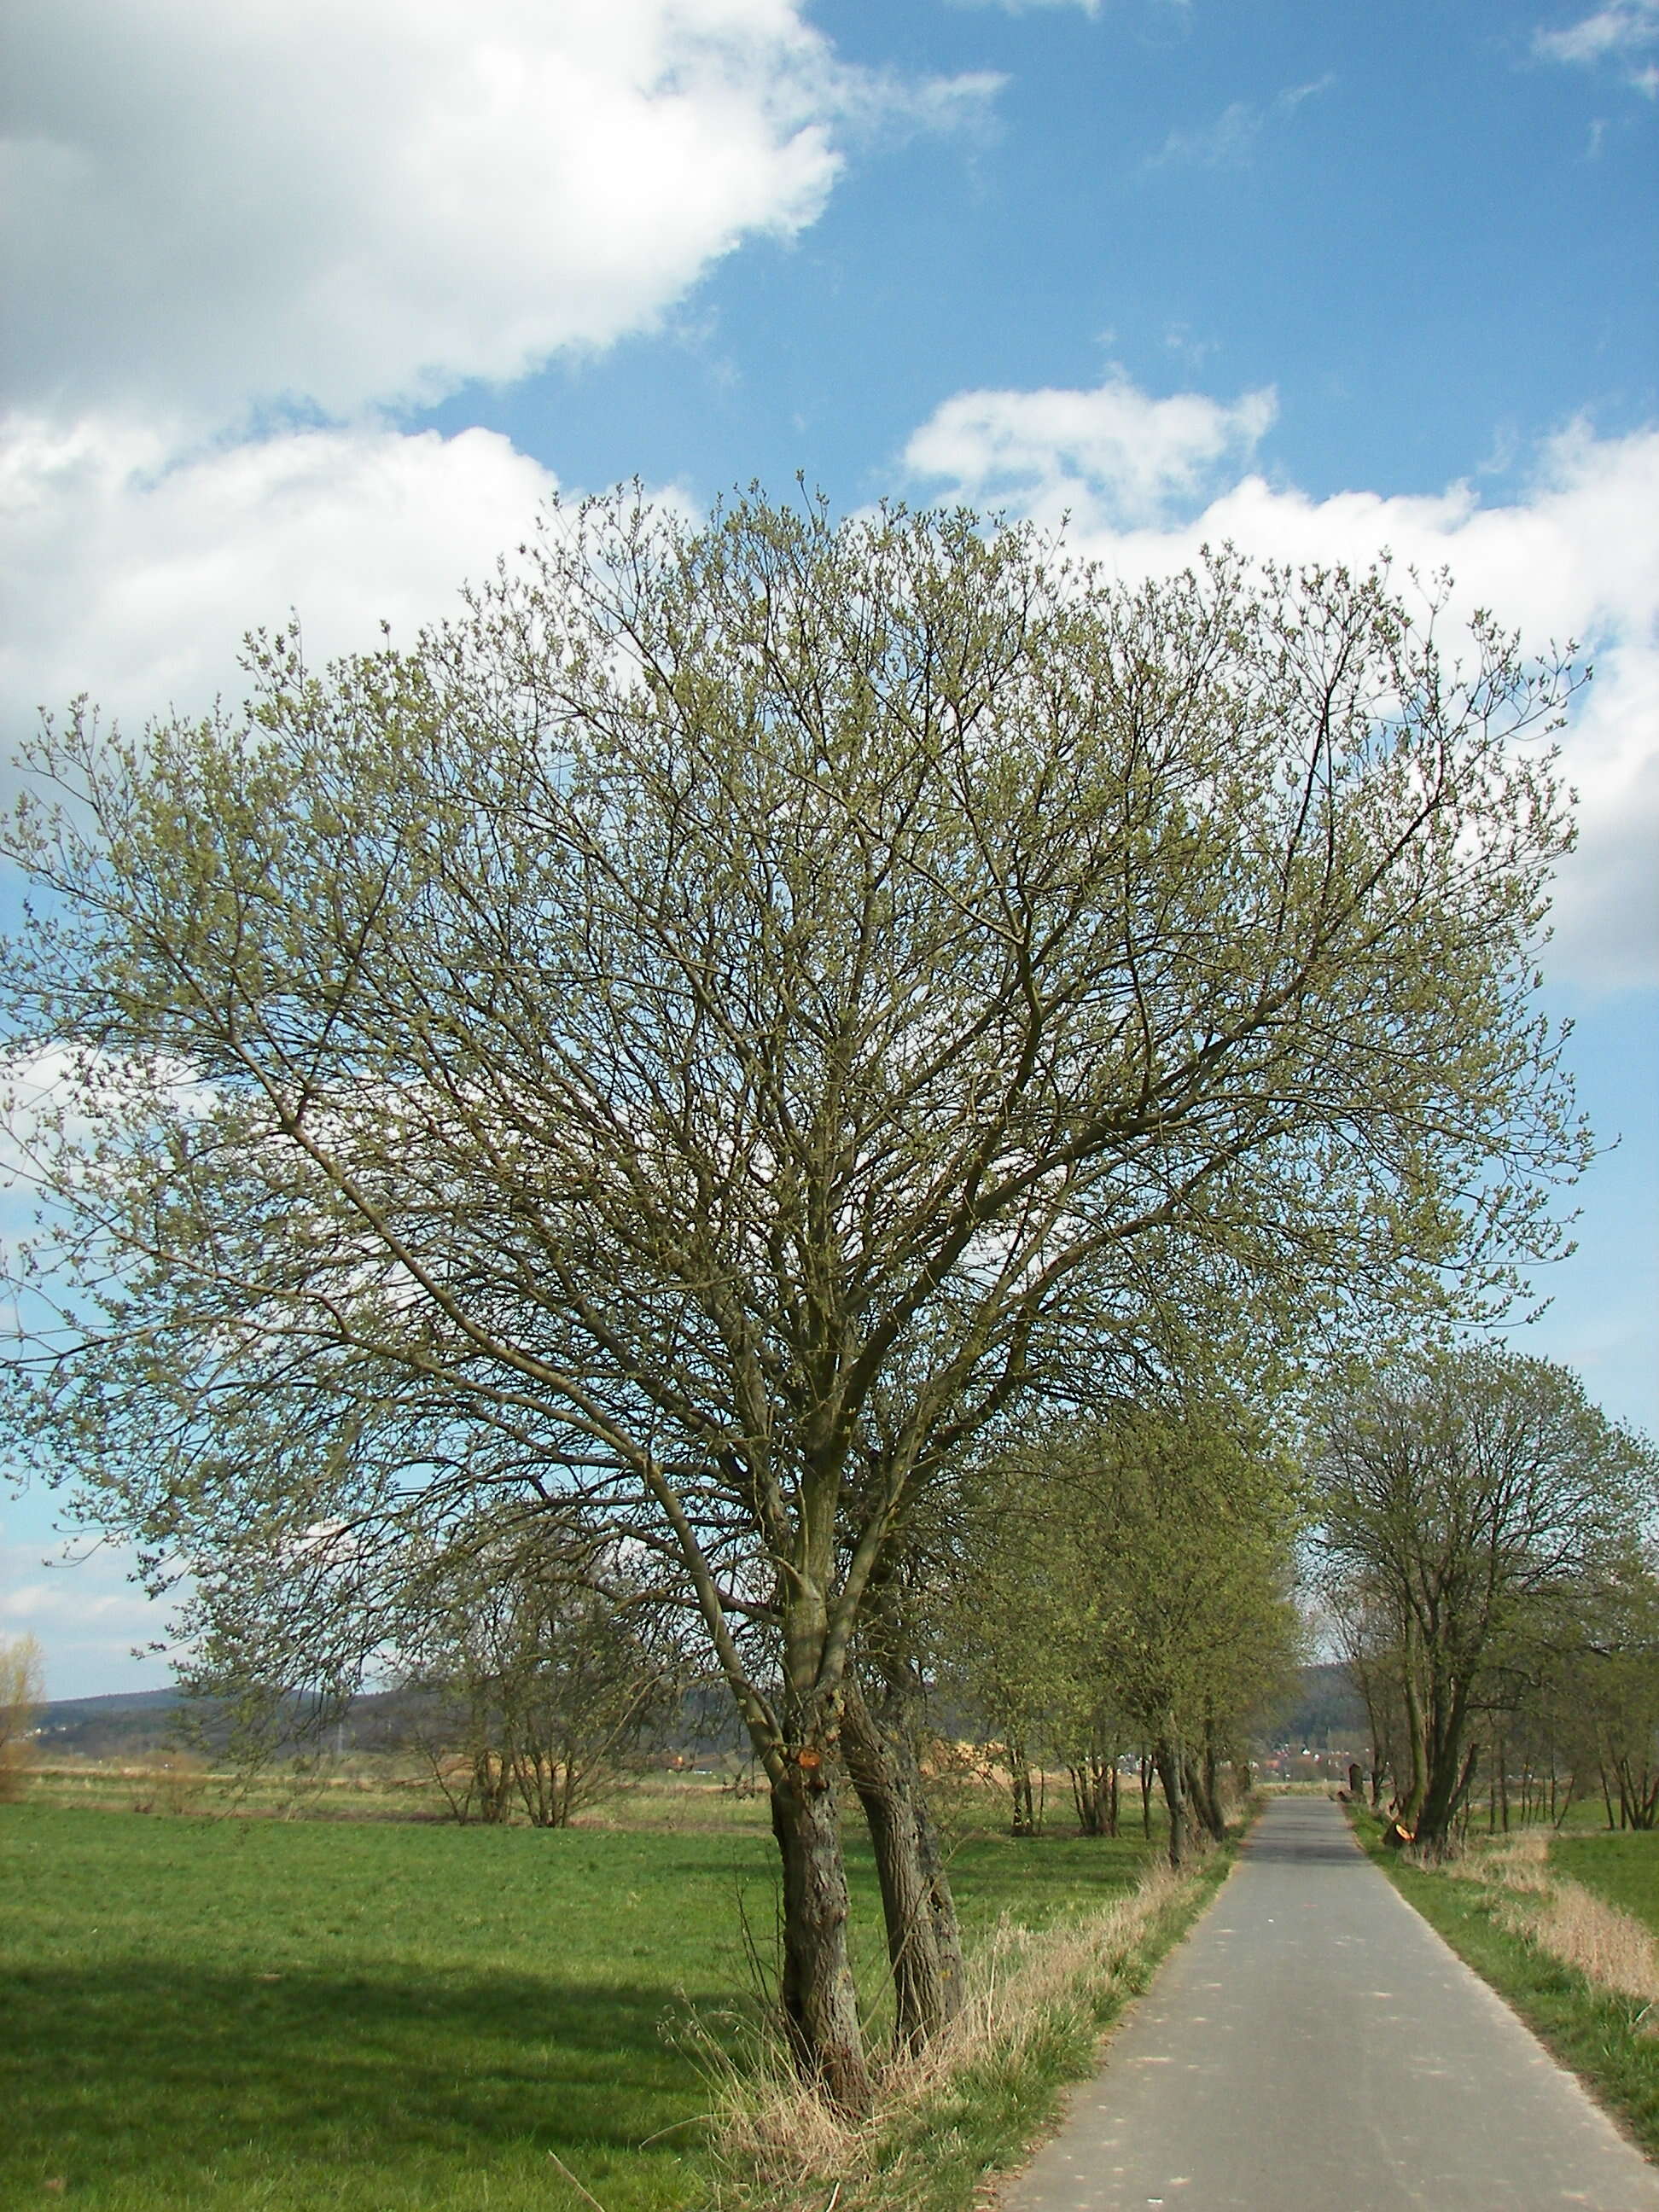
[2,491,1586,2107]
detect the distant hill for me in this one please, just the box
[32,1664,1371,1763]
[31,1685,422,1761]
[40,1690,183,1718]
[32,1688,189,1759]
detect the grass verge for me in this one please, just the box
[1348,1807,1659,2160]
[707,1829,1243,2212]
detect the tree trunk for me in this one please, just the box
[769,1767,871,2113]
[1203,1735,1225,1835]
[1010,1743,1038,1836]
[1154,1737,1186,1869]
[1416,1702,1479,1857]
[1396,1655,1427,1835]
[1069,1763,1096,1834]
[1069,1750,1116,1838]
[841,1673,962,2051]
[1185,1752,1226,1842]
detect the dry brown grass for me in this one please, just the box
[704,1857,1197,2209]
[1430,1825,1659,2029]
[129,1750,212,1816]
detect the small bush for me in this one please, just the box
[132,1751,211,1815]
[0,1633,44,1802]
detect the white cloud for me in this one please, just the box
[1534,1,1659,91]
[906,377,1659,990]
[1153,75,1334,167]
[946,1,1098,13]
[903,374,1276,527]
[0,416,561,748]
[2,0,990,434]
[0,1530,178,1699]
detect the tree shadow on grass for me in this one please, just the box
[5,1964,732,2206]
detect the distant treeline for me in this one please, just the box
[34,1669,1360,1767]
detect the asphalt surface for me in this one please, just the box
[1001,1794,1659,2212]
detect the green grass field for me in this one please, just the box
[2,1790,1161,2211]
[1552,1828,1659,1938]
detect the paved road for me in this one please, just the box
[1003,1795,1659,2212]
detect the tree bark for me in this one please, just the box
[1010,1743,1039,1836]
[1185,1751,1226,1842]
[1069,1750,1117,1837]
[1415,1701,1480,1857]
[1396,1651,1427,1835]
[1154,1737,1187,1869]
[841,1672,963,2051]
[769,1767,872,2113]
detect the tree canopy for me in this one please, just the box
[1315,1345,1656,1852]
[2,488,1590,2101]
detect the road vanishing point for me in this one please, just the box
[1002,1794,1659,2212]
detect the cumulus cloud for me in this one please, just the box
[0,416,562,748]
[1534,0,1659,90]
[2,0,991,434]
[906,376,1659,990]
[903,374,1276,527]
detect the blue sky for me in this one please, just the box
[3,0,1656,1697]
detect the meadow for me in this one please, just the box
[2,1774,1164,2211]
[1553,1828,1659,1940]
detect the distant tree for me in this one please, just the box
[942,1480,1074,1837]
[1315,1348,1655,1854]
[387,1523,684,1828]
[1332,1592,1410,1808]
[0,1633,44,1802]
[1057,1406,1302,1867]
[2,492,1592,2103]
[945,1402,1302,1868]
[1550,1552,1659,1830]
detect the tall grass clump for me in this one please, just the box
[703,1848,1226,2212]
[129,1750,212,1817]
[1441,1828,1659,2026]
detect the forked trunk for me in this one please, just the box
[1154,1737,1187,1869]
[769,1767,872,2114]
[1414,1713,1480,1857]
[1407,1665,1481,1856]
[841,1673,963,2050]
[1185,1752,1226,1842]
